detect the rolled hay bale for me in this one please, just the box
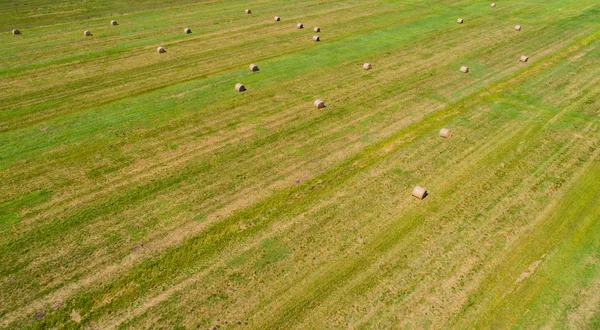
[457,18,463,24]
[460,66,469,73]
[363,63,372,70]
[314,27,320,32]
[12,29,21,35]
[312,35,320,42]
[235,83,246,92]
[84,30,92,36]
[515,25,521,31]
[491,3,496,7]
[111,20,118,26]
[314,99,325,109]
[412,185,428,200]
[274,16,281,22]
[245,9,251,14]
[520,55,529,62]
[439,128,452,138]
[157,46,166,53]
[249,64,259,72]
[297,23,304,29]
[184,28,191,34]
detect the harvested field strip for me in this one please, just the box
[4,33,600,322]
[2,21,595,320]
[2,0,600,328]
[9,21,598,328]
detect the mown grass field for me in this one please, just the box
[1,0,599,328]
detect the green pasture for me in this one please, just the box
[1,0,599,328]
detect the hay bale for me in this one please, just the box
[297,23,304,29]
[457,18,464,24]
[515,25,521,31]
[412,186,427,200]
[12,29,20,35]
[245,9,252,14]
[184,28,192,34]
[249,64,259,72]
[363,63,372,70]
[439,128,452,138]
[111,20,118,26]
[520,55,529,62]
[235,83,246,92]
[157,46,166,53]
[84,30,92,36]
[314,27,320,32]
[491,3,496,7]
[314,99,325,109]
[312,35,320,42]
[274,16,281,21]
[460,66,469,73]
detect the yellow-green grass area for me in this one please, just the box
[1,0,599,328]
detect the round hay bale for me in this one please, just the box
[184,28,191,34]
[412,186,427,200]
[157,46,166,53]
[460,66,469,73]
[312,35,320,42]
[235,83,246,92]
[297,23,304,29]
[84,30,92,37]
[314,99,325,109]
[249,64,259,72]
[111,20,118,26]
[314,27,320,32]
[245,9,251,14]
[274,16,281,22]
[520,55,529,62]
[439,128,452,138]
[515,25,521,31]
[491,3,496,7]
[363,63,372,70]
[12,29,21,35]
[457,18,463,24]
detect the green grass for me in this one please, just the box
[1,0,599,328]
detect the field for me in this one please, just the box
[1,0,600,328]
